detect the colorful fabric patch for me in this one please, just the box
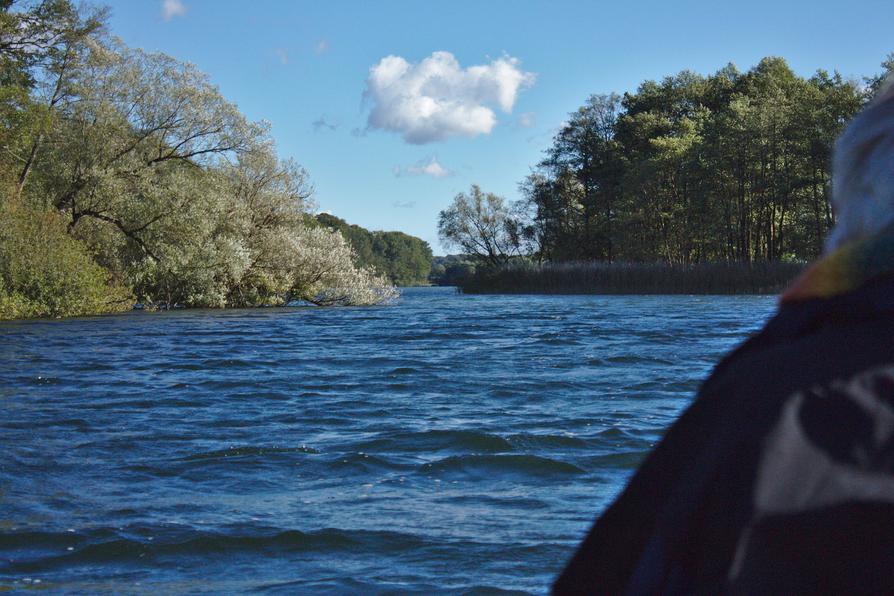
[781,225,894,303]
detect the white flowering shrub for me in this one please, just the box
[285,225,399,306]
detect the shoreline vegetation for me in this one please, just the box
[455,261,804,295]
[0,1,418,321]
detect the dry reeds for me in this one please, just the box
[458,261,805,295]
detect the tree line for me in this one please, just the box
[316,213,432,286]
[440,55,894,266]
[0,0,396,319]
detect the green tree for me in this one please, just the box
[0,0,105,198]
[519,55,866,266]
[864,52,894,97]
[540,93,624,260]
[438,185,526,266]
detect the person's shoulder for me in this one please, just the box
[700,280,894,412]
[553,279,894,595]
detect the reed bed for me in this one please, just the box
[458,261,805,295]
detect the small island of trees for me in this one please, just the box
[439,54,894,294]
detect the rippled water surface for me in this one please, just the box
[0,288,777,594]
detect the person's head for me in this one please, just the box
[826,75,894,253]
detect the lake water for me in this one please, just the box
[0,287,777,594]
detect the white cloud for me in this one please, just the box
[315,39,329,54]
[392,200,417,209]
[161,0,187,21]
[394,156,453,178]
[364,51,535,144]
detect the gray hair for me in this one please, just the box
[826,75,894,252]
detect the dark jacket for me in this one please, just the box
[554,273,894,595]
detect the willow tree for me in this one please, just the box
[219,148,396,307]
[6,19,396,311]
[33,39,256,244]
[438,184,528,266]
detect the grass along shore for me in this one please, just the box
[457,261,805,295]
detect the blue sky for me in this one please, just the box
[105,0,894,254]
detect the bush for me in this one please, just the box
[429,255,477,286]
[0,202,132,319]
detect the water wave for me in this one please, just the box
[0,526,428,573]
[179,445,321,461]
[356,429,514,454]
[421,454,585,478]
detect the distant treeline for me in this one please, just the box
[0,1,395,320]
[459,261,804,295]
[315,214,432,286]
[522,56,891,264]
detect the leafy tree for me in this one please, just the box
[540,93,624,260]
[437,185,527,266]
[864,52,894,97]
[0,0,105,197]
[37,38,258,246]
[430,254,477,285]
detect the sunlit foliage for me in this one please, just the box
[0,201,131,318]
[0,1,395,318]
[316,213,433,286]
[522,57,892,264]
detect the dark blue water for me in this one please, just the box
[0,287,777,594]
